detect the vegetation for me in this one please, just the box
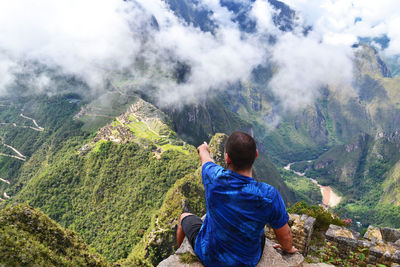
[0,94,85,196]
[279,169,322,205]
[0,95,200,263]
[179,252,200,264]
[2,43,400,266]
[288,202,344,231]
[317,242,369,267]
[0,204,107,266]
[13,136,198,262]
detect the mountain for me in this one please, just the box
[164,0,298,33]
[2,1,400,265]
[0,204,107,266]
[291,131,400,228]
[6,97,199,262]
[1,92,295,265]
[216,45,400,165]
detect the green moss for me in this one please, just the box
[288,201,345,231]
[0,204,108,266]
[179,252,200,264]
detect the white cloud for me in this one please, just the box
[1,0,395,115]
[281,0,400,55]
[269,32,354,110]
[250,0,277,33]
[0,0,142,93]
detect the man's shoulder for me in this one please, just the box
[201,161,226,184]
[254,181,278,201]
[202,161,224,174]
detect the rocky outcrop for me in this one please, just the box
[265,214,316,255]
[158,237,306,267]
[326,224,400,266]
[158,212,325,267]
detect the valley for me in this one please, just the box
[284,162,342,208]
[1,43,400,265]
[1,0,400,266]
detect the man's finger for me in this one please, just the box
[273,244,281,249]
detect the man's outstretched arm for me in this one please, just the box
[197,142,214,166]
[273,224,298,253]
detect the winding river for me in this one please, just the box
[284,162,342,208]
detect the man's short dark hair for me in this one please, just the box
[225,131,257,171]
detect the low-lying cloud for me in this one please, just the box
[0,0,397,113]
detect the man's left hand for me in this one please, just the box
[273,244,298,254]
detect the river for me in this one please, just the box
[284,162,342,208]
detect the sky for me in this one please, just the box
[0,0,398,110]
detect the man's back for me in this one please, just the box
[194,162,289,267]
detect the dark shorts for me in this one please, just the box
[181,214,203,249]
[181,214,266,260]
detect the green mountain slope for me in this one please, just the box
[0,204,107,266]
[295,131,400,228]
[0,94,84,199]
[8,98,199,262]
[216,45,400,166]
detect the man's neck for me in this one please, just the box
[228,166,252,178]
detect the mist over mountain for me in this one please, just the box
[1,1,400,266]
[0,0,359,110]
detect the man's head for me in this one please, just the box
[224,131,258,172]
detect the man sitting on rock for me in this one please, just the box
[177,131,297,267]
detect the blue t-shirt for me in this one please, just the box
[194,162,289,267]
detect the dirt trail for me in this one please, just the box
[3,143,25,158]
[85,113,115,118]
[0,153,26,161]
[20,113,44,131]
[0,178,10,184]
[0,136,26,161]
[285,162,342,208]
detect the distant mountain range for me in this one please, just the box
[1,0,400,266]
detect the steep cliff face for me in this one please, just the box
[9,98,200,262]
[216,45,400,165]
[164,98,252,146]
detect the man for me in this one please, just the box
[176,131,297,267]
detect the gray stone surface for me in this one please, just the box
[381,228,400,243]
[364,225,383,241]
[370,247,384,258]
[265,214,316,256]
[256,240,304,267]
[157,238,305,267]
[384,251,391,261]
[357,239,372,248]
[175,238,195,255]
[158,238,203,267]
[157,254,204,267]
[395,239,400,247]
[326,224,359,241]
[302,264,335,267]
[393,250,400,263]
